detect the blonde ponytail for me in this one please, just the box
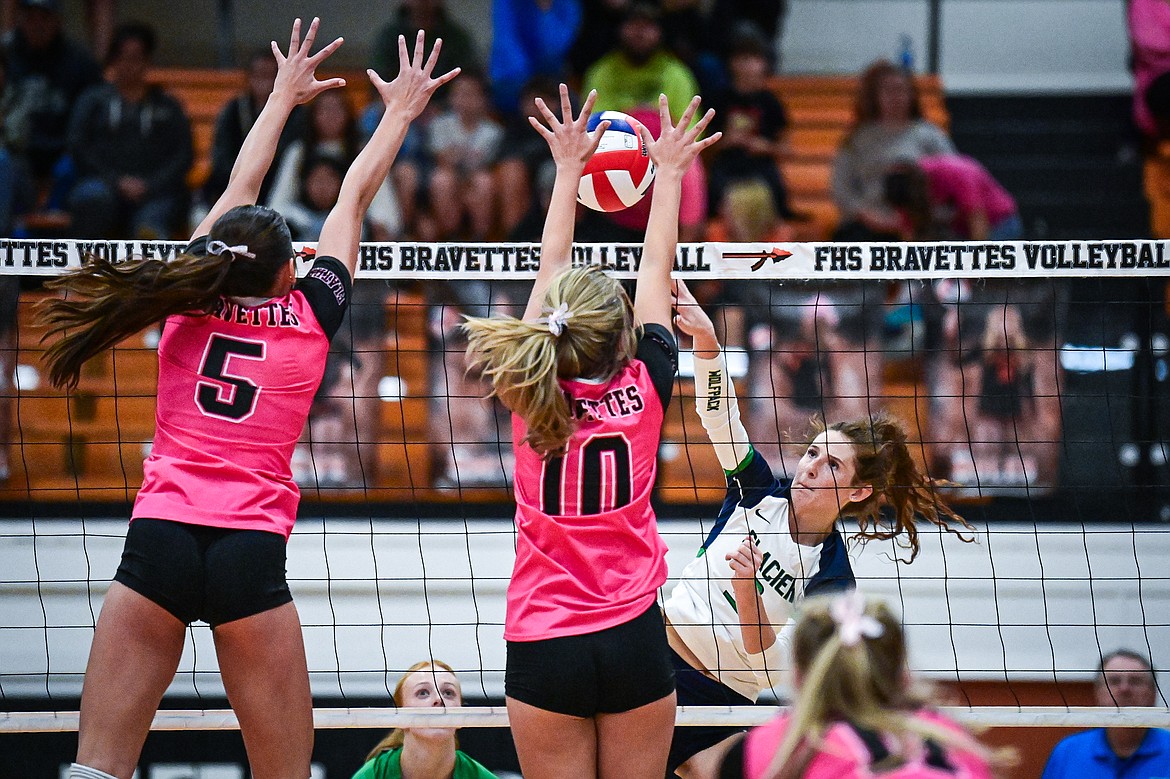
[464,266,636,457]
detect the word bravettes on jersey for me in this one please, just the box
[133,237,351,538]
[506,325,678,642]
[664,355,855,700]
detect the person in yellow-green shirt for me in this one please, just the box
[352,661,498,779]
[582,3,699,125]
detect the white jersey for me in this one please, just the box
[663,355,855,701]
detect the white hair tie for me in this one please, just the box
[829,590,884,647]
[541,302,573,337]
[207,240,256,260]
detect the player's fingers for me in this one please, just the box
[270,40,285,65]
[528,114,554,140]
[677,95,702,131]
[315,77,346,95]
[585,120,610,156]
[424,37,444,76]
[412,29,426,68]
[693,131,723,153]
[533,96,558,125]
[300,16,319,55]
[396,34,409,73]
[310,36,345,65]
[557,82,573,122]
[687,107,716,141]
[431,66,460,90]
[367,68,387,90]
[658,92,672,132]
[288,18,301,56]
[578,88,598,124]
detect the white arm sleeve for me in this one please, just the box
[693,355,753,473]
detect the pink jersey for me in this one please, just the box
[133,255,350,538]
[918,155,1017,238]
[505,329,676,641]
[741,710,994,779]
[1129,0,1170,138]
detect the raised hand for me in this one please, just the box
[271,17,347,105]
[368,30,460,121]
[727,537,764,580]
[528,84,609,171]
[671,279,720,357]
[641,94,721,175]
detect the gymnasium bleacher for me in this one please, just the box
[1,68,949,503]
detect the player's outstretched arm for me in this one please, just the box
[634,94,719,329]
[318,31,458,280]
[727,538,778,654]
[193,17,345,239]
[674,280,752,471]
[523,85,608,321]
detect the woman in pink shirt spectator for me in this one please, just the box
[717,591,1008,779]
[1129,0,1170,143]
[883,154,1022,241]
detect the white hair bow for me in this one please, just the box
[542,302,573,337]
[207,240,256,260]
[829,590,884,647]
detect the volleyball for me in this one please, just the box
[577,111,656,212]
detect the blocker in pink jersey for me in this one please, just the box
[134,244,350,539]
[508,333,674,640]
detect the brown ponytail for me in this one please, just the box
[38,205,295,390]
[818,411,973,562]
[464,266,636,456]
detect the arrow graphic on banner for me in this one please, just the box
[722,247,794,271]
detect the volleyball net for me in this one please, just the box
[1,238,1168,732]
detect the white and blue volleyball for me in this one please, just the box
[577,111,656,212]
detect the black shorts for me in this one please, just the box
[666,648,753,773]
[114,518,293,627]
[505,604,675,718]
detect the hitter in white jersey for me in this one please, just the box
[663,281,973,779]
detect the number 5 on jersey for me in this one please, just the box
[196,334,266,422]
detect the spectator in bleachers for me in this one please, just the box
[1042,649,1170,779]
[1,48,35,230]
[883,153,1022,241]
[201,49,308,212]
[1129,0,1170,145]
[371,0,478,82]
[268,89,401,241]
[710,0,786,65]
[657,0,727,96]
[706,25,793,230]
[1,0,101,180]
[489,0,581,114]
[830,59,954,242]
[427,70,503,241]
[568,0,629,79]
[352,661,499,779]
[496,76,558,240]
[66,22,192,240]
[2,0,116,61]
[582,3,700,125]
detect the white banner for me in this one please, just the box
[2,239,1170,279]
